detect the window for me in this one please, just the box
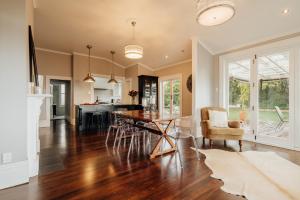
[59,84,65,106]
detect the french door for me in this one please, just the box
[160,77,181,117]
[225,50,294,148]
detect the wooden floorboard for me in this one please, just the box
[1,120,300,200]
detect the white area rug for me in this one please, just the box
[192,148,300,200]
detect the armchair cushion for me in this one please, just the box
[209,127,244,136]
[228,120,241,128]
[208,110,228,128]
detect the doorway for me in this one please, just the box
[159,75,182,117]
[50,80,71,121]
[222,48,295,148]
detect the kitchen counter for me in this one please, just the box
[75,104,143,132]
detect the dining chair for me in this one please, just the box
[161,116,200,168]
[105,113,123,147]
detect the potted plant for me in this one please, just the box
[128,90,138,104]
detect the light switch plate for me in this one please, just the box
[2,152,12,164]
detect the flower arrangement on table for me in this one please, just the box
[128,90,138,104]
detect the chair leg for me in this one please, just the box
[113,127,120,148]
[117,129,124,150]
[127,134,135,159]
[239,140,242,152]
[202,137,205,147]
[209,139,213,149]
[175,139,183,169]
[105,126,111,145]
[192,137,200,160]
[224,140,227,147]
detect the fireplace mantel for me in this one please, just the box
[27,94,51,177]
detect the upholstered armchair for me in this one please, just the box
[200,107,244,152]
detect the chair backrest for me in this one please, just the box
[275,106,284,121]
[200,107,227,121]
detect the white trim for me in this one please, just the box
[73,52,126,69]
[35,47,72,56]
[215,31,300,55]
[35,47,193,72]
[154,59,192,71]
[198,39,215,55]
[138,63,154,72]
[45,76,72,124]
[39,119,50,128]
[0,160,29,190]
[126,63,154,72]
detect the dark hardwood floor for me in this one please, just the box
[1,120,300,200]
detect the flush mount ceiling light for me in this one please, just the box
[124,21,143,59]
[107,51,118,84]
[83,45,95,83]
[196,0,235,26]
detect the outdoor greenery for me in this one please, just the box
[229,77,289,110]
[163,80,180,115]
[229,107,289,123]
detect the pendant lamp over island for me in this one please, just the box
[107,51,118,84]
[83,45,95,83]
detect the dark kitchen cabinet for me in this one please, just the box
[138,75,159,110]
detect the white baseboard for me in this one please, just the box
[39,119,50,127]
[0,160,29,190]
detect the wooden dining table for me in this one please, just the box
[113,110,178,159]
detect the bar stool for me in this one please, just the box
[85,112,94,131]
[93,111,106,130]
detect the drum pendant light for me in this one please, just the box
[124,21,143,59]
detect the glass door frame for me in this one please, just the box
[159,74,183,117]
[223,54,256,142]
[220,41,299,149]
[254,47,295,148]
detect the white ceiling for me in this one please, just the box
[34,0,300,69]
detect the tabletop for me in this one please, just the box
[113,110,177,123]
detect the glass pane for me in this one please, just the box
[145,80,151,98]
[163,81,171,116]
[60,84,65,94]
[172,93,180,117]
[257,52,289,139]
[60,94,65,106]
[172,79,180,116]
[228,59,252,135]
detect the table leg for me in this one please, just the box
[150,120,177,159]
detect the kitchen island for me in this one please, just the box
[75,104,143,132]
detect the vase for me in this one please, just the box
[131,96,136,104]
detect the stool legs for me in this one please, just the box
[113,127,120,148]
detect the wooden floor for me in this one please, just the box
[1,120,300,200]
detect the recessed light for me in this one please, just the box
[165,55,169,59]
[282,8,290,15]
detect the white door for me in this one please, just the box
[226,57,255,141]
[160,77,181,117]
[254,50,294,147]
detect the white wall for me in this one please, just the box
[0,0,32,189]
[192,38,215,137]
